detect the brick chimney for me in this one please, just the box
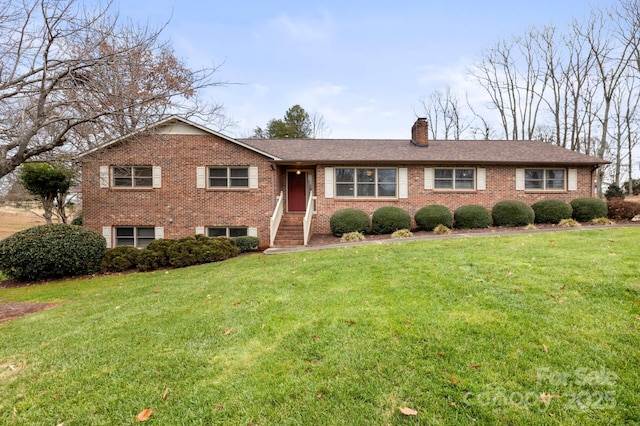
[411,118,429,147]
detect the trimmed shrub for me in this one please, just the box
[167,235,239,268]
[371,207,411,234]
[605,184,625,200]
[102,246,140,272]
[607,199,640,220]
[531,199,573,224]
[70,214,83,226]
[144,239,175,267]
[492,200,535,227]
[414,205,453,231]
[453,205,492,229]
[329,208,370,237]
[340,231,365,243]
[136,250,163,272]
[0,224,105,281]
[570,197,608,222]
[234,236,260,253]
[391,229,413,238]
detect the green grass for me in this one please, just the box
[1,228,639,425]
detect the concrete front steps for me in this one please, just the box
[273,213,304,246]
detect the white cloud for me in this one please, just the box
[268,11,333,43]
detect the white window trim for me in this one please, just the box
[202,166,257,189]
[111,165,155,189]
[429,167,477,191]
[112,226,159,248]
[334,167,399,199]
[206,226,250,238]
[520,168,568,191]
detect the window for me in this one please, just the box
[335,168,397,198]
[208,167,249,188]
[115,227,155,248]
[207,227,248,238]
[112,166,153,188]
[434,168,475,190]
[525,169,565,190]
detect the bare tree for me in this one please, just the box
[579,8,636,195]
[0,0,224,179]
[310,110,331,139]
[419,87,471,139]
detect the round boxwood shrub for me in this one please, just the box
[414,205,453,231]
[491,200,535,227]
[102,246,140,272]
[168,235,239,268]
[570,197,608,222]
[234,236,260,253]
[371,206,411,234]
[329,208,370,237]
[453,205,492,229]
[144,239,175,267]
[531,199,573,224]
[0,224,105,281]
[136,249,163,272]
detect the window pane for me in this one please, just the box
[115,227,134,246]
[434,168,453,189]
[230,168,249,187]
[113,167,132,187]
[116,237,135,246]
[336,183,354,197]
[546,169,565,189]
[137,238,154,248]
[229,227,248,237]
[209,168,227,178]
[357,168,375,183]
[137,228,155,238]
[455,169,474,189]
[208,227,227,237]
[435,169,453,179]
[115,227,134,237]
[525,170,543,180]
[335,168,354,183]
[377,169,396,183]
[378,183,397,197]
[133,167,152,187]
[525,169,544,189]
[230,168,248,178]
[357,183,375,197]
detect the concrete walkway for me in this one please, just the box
[263,223,640,254]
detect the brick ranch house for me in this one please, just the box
[79,116,607,249]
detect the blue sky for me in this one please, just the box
[115,0,615,139]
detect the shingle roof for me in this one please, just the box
[239,138,608,165]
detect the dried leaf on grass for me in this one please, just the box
[399,407,418,415]
[223,327,234,335]
[135,408,153,422]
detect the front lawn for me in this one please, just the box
[1,228,639,425]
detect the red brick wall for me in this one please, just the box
[82,133,276,248]
[311,164,595,234]
[83,132,597,246]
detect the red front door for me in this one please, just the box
[288,172,306,212]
